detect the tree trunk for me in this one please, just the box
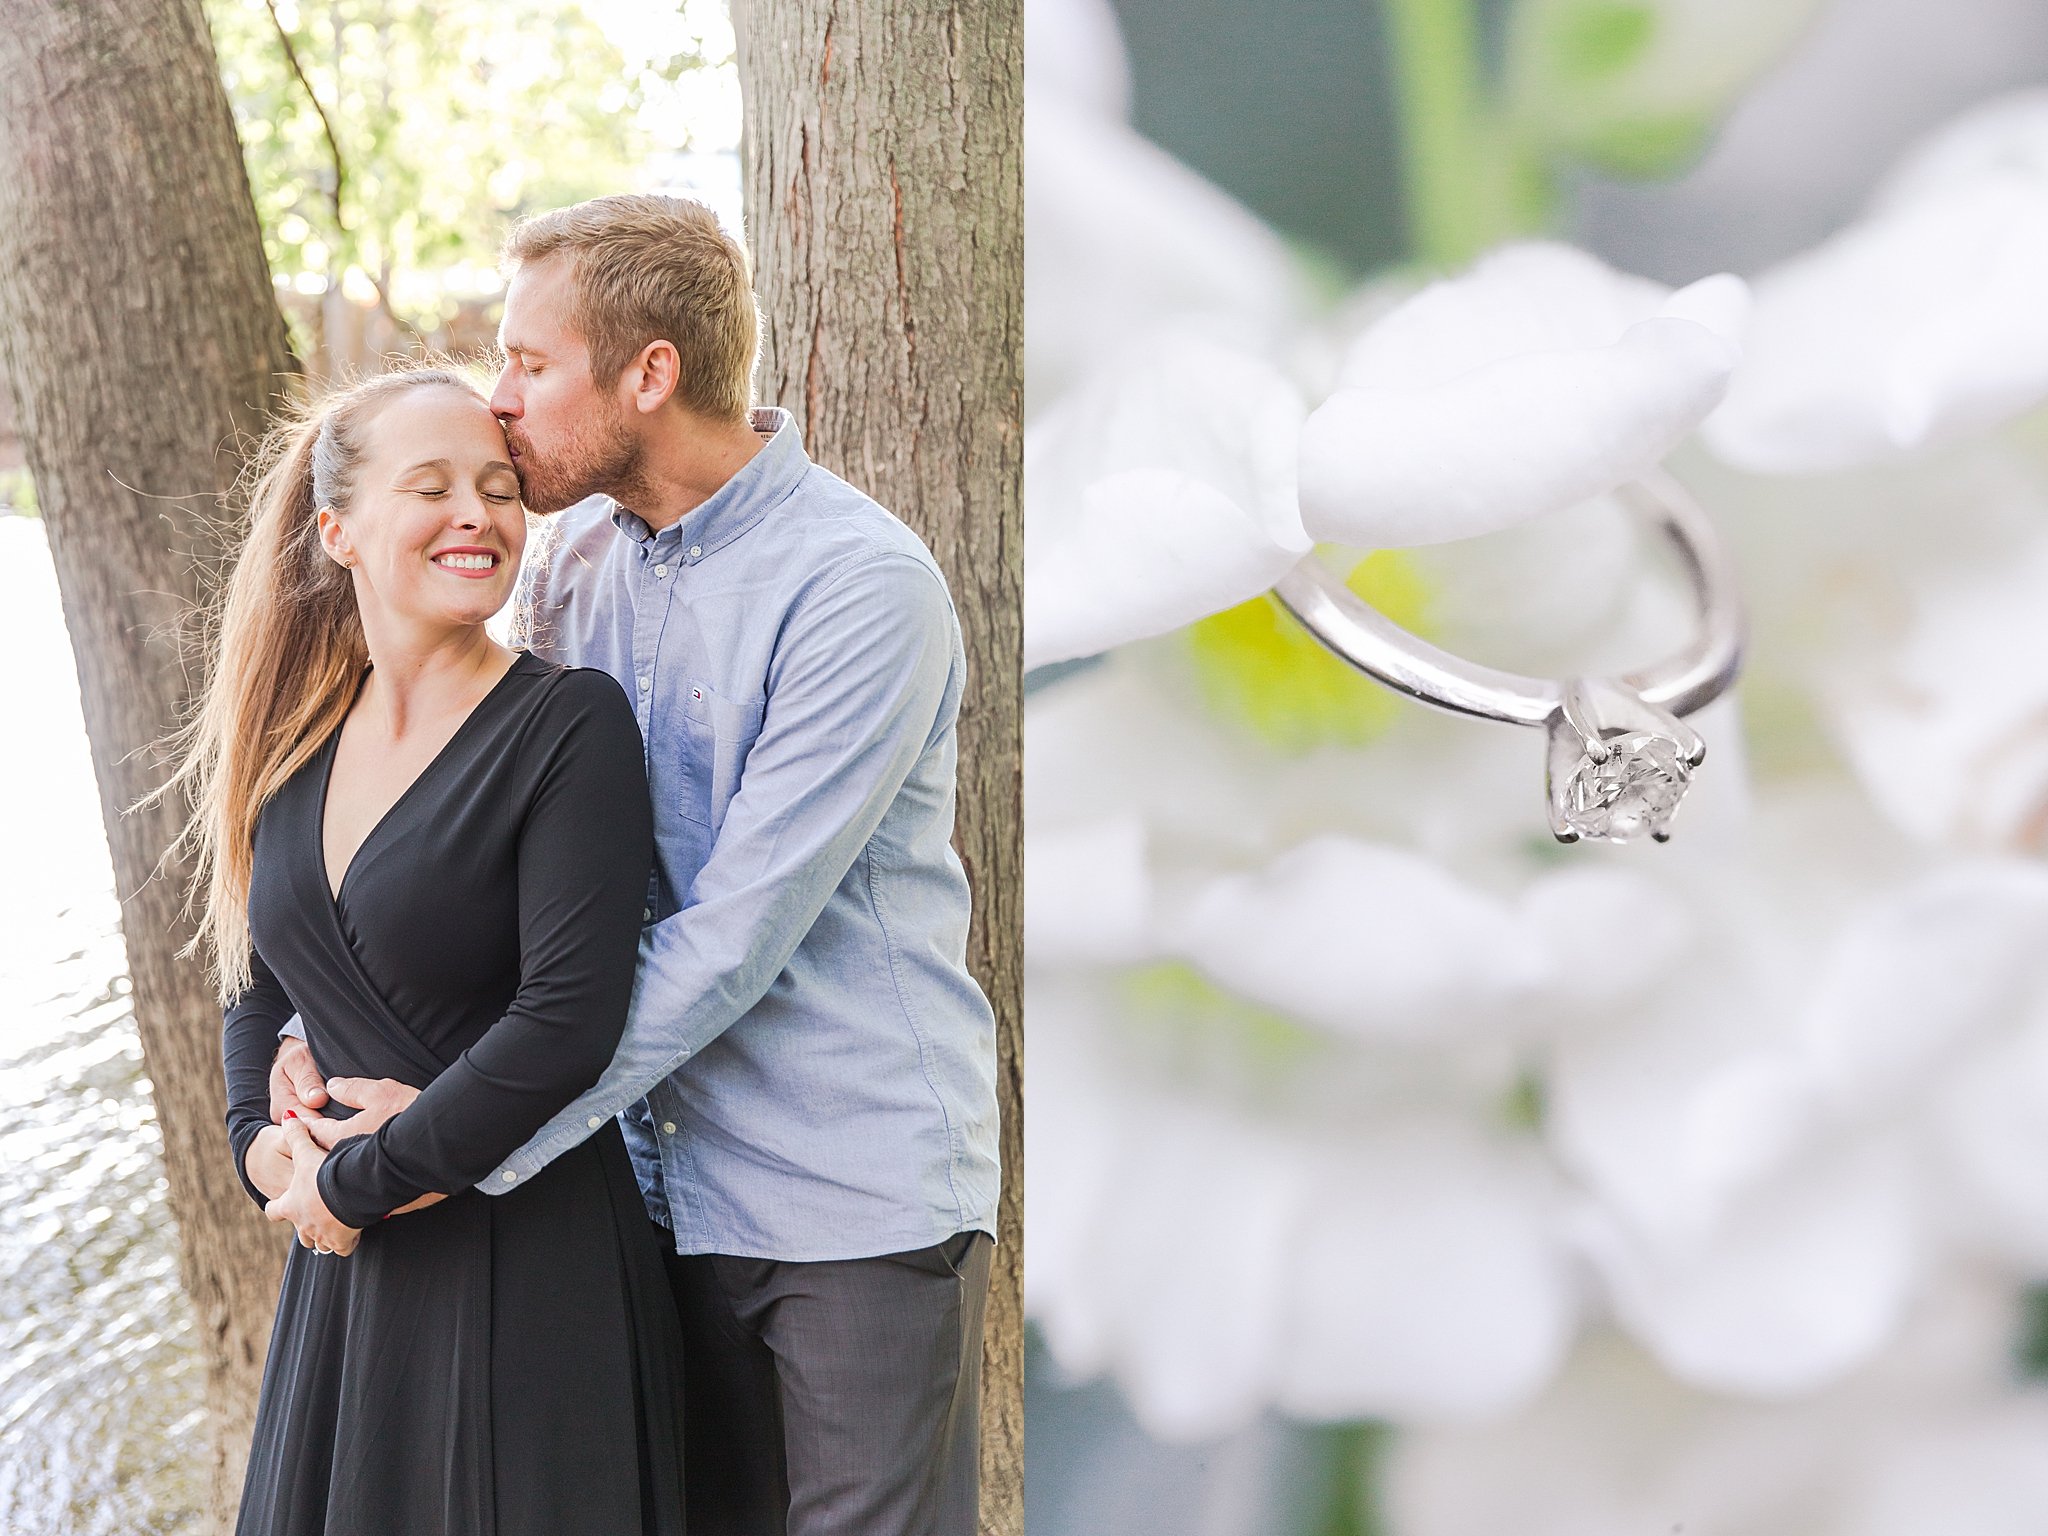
[0,0,298,1527]
[731,5,1024,1530]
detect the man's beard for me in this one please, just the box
[511,408,642,515]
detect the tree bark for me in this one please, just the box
[0,1,298,1527]
[732,5,1024,1530]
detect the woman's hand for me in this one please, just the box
[302,1076,420,1150]
[242,1123,295,1203]
[300,1078,448,1218]
[265,1116,362,1256]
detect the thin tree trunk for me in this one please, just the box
[0,0,299,1527]
[732,4,1024,1530]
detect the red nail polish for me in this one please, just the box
[285,1110,298,1120]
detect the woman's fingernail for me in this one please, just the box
[285,1110,298,1120]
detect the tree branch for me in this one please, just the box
[261,0,347,235]
[260,1,426,350]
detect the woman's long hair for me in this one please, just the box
[153,366,489,999]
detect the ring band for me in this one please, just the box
[1272,471,1744,843]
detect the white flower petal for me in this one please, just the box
[1677,1051,1822,1203]
[1874,88,2048,212]
[1276,1121,1577,1422]
[1023,0,1130,120]
[1301,296,1740,547]
[1518,867,1697,1012]
[1925,1008,2048,1274]
[1171,836,1552,1042]
[1026,95,1305,411]
[1025,337,1310,669]
[1026,470,1308,670]
[1831,540,2048,850]
[1579,1142,1920,1395]
[1336,244,1671,391]
[1022,975,1126,1364]
[1023,816,1154,966]
[1799,861,2048,1113]
[1092,1100,1316,1441]
[1707,93,2048,472]
[1022,653,1257,855]
[1550,968,1826,1246]
[1396,492,1640,672]
[1845,1404,2048,1536]
[1389,1280,2029,1536]
[1031,334,1310,533]
[1657,270,1751,343]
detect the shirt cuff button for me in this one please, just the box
[587,1116,603,1129]
[501,1169,518,1183]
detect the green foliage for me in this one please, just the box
[2016,1284,2048,1380]
[1119,962,1329,1070]
[1499,0,1827,191]
[1569,108,1714,178]
[1310,1422,1392,1536]
[1547,0,1657,83]
[0,468,37,516]
[1186,550,1430,753]
[1499,1066,1548,1132]
[203,0,668,334]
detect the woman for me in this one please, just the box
[167,367,685,1535]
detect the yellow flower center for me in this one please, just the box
[1186,549,1433,750]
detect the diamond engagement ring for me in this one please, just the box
[1272,471,1744,845]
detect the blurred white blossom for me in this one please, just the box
[1706,90,2048,471]
[1025,0,2048,1529]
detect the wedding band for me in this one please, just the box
[1272,471,1744,844]
[313,1243,334,1255]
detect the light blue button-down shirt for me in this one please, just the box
[487,407,1000,1260]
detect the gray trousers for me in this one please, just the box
[658,1228,992,1536]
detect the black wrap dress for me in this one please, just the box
[220,652,685,1536]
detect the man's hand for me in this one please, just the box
[265,1116,361,1255]
[302,1077,448,1217]
[302,1076,420,1150]
[242,1124,295,1203]
[269,1036,328,1123]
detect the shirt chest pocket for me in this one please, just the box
[678,680,765,832]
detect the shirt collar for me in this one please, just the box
[608,406,809,554]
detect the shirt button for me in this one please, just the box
[642,907,653,921]
[501,1170,518,1183]
[586,1116,603,1129]
[661,1121,677,1135]
[653,563,668,578]
[688,546,701,558]
[637,676,650,692]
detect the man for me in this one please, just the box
[273,193,1000,1535]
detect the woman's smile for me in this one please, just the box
[429,546,506,577]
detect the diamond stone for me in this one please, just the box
[1559,731,1692,843]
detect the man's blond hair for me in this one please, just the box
[504,194,760,422]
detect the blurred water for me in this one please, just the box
[0,514,207,1535]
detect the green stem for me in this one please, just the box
[1382,0,1491,266]
[1311,1421,1391,1536]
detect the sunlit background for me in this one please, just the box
[1025,0,2048,1532]
[0,4,736,1528]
